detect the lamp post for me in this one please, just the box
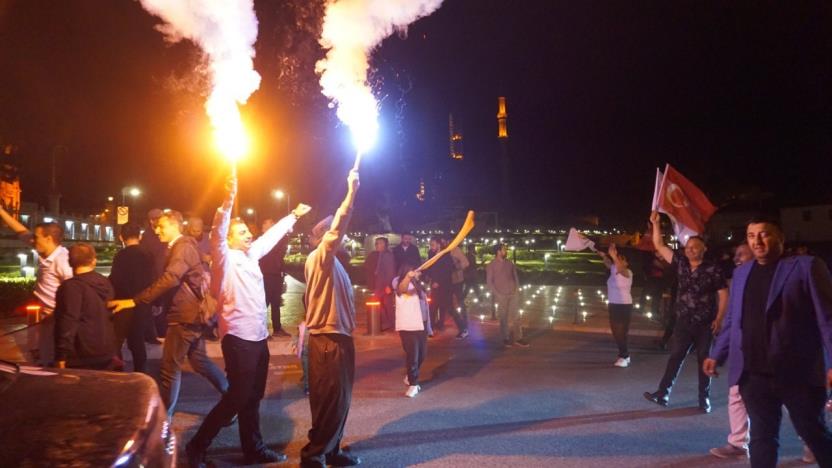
[273,189,290,215]
[121,186,141,206]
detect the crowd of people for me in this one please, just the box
[4,182,832,467]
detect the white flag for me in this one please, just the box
[564,228,596,252]
[651,168,664,211]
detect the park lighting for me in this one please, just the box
[646,295,652,301]
[479,314,485,322]
[107,196,114,202]
[646,312,653,319]
[548,316,554,324]
[519,309,524,315]
[635,303,641,309]
[246,208,255,215]
[582,310,588,319]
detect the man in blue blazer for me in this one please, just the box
[704,217,832,467]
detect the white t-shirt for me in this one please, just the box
[35,245,73,314]
[607,264,633,305]
[393,276,425,331]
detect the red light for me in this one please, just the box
[365,296,381,307]
[25,304,41,313]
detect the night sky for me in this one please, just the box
[1,0,830,229]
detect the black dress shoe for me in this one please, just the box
[325,452,362,466]
[699,397,712,413]
[643,391,669,407]
[245,448,287,464]
[185,442,207,468]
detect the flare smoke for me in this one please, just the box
[138,0,261,159]
[316,0,445,154]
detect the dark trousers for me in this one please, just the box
[740,373,832,468]
[608,303,632,358]
[430,285,465,332]
[376,290,395,331]
[451,282,469,329]
[264,274,285,333]
[159,323,228,418]
[189,335,270,457]
[656,320,712,399]
[399,328,427,385]
[113,305,149,373]
[301,334,355,467]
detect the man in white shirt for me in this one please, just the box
[185,174,310,467]
[0,206,72,364]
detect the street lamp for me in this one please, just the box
[273,189,290,215]
[121,186,141,206]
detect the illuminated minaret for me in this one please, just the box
[497,97,510,209]
[449,114,464,160]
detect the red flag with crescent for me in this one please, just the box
[656,164,716,238]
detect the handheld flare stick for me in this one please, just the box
[352,152,363,172]
[416,210,476,272]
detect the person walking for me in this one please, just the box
[424,237,465,337]
[393,263,429,398]
[449,243,470,339]
[259,218,291,338]
[486,243,529,348]
[186,173,309,467]
[598,243,633,367]
[643,211,728,413]
[109,222,154,373]
[110,210,227,419]
[364,237,396,331]
[300,170,362,468]
[704,217,832,466]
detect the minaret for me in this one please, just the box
[497,97,510,210]
[449,113,464,160]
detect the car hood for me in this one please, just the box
[0,364,162,466]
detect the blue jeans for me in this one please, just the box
[159,323,228,418]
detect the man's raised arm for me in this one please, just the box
[320,170,360,253]
[250,204,311,261]
[650,211,674,264]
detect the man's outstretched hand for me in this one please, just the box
[702,358,719,377]
[347,170,360,192]
[108,299,136,314]
[226,173,238,199]
[292,204,312,218]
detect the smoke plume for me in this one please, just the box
[138,0,261,158]
[316,0,445,154]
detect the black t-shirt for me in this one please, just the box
[742,260,779,375]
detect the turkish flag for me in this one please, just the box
[656,164,717,241]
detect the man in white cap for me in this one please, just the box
[300,170,362,468]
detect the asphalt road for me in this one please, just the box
[165,320,813,467]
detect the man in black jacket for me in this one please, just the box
[110,210,227,418]
[393,232,422,272]
[109,222,154,373]
[425,237,465,334]
[54,243,117,370]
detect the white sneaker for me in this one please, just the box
[405,385,420,398]
[613,357,630,368]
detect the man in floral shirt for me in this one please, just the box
[643,211,728,413]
